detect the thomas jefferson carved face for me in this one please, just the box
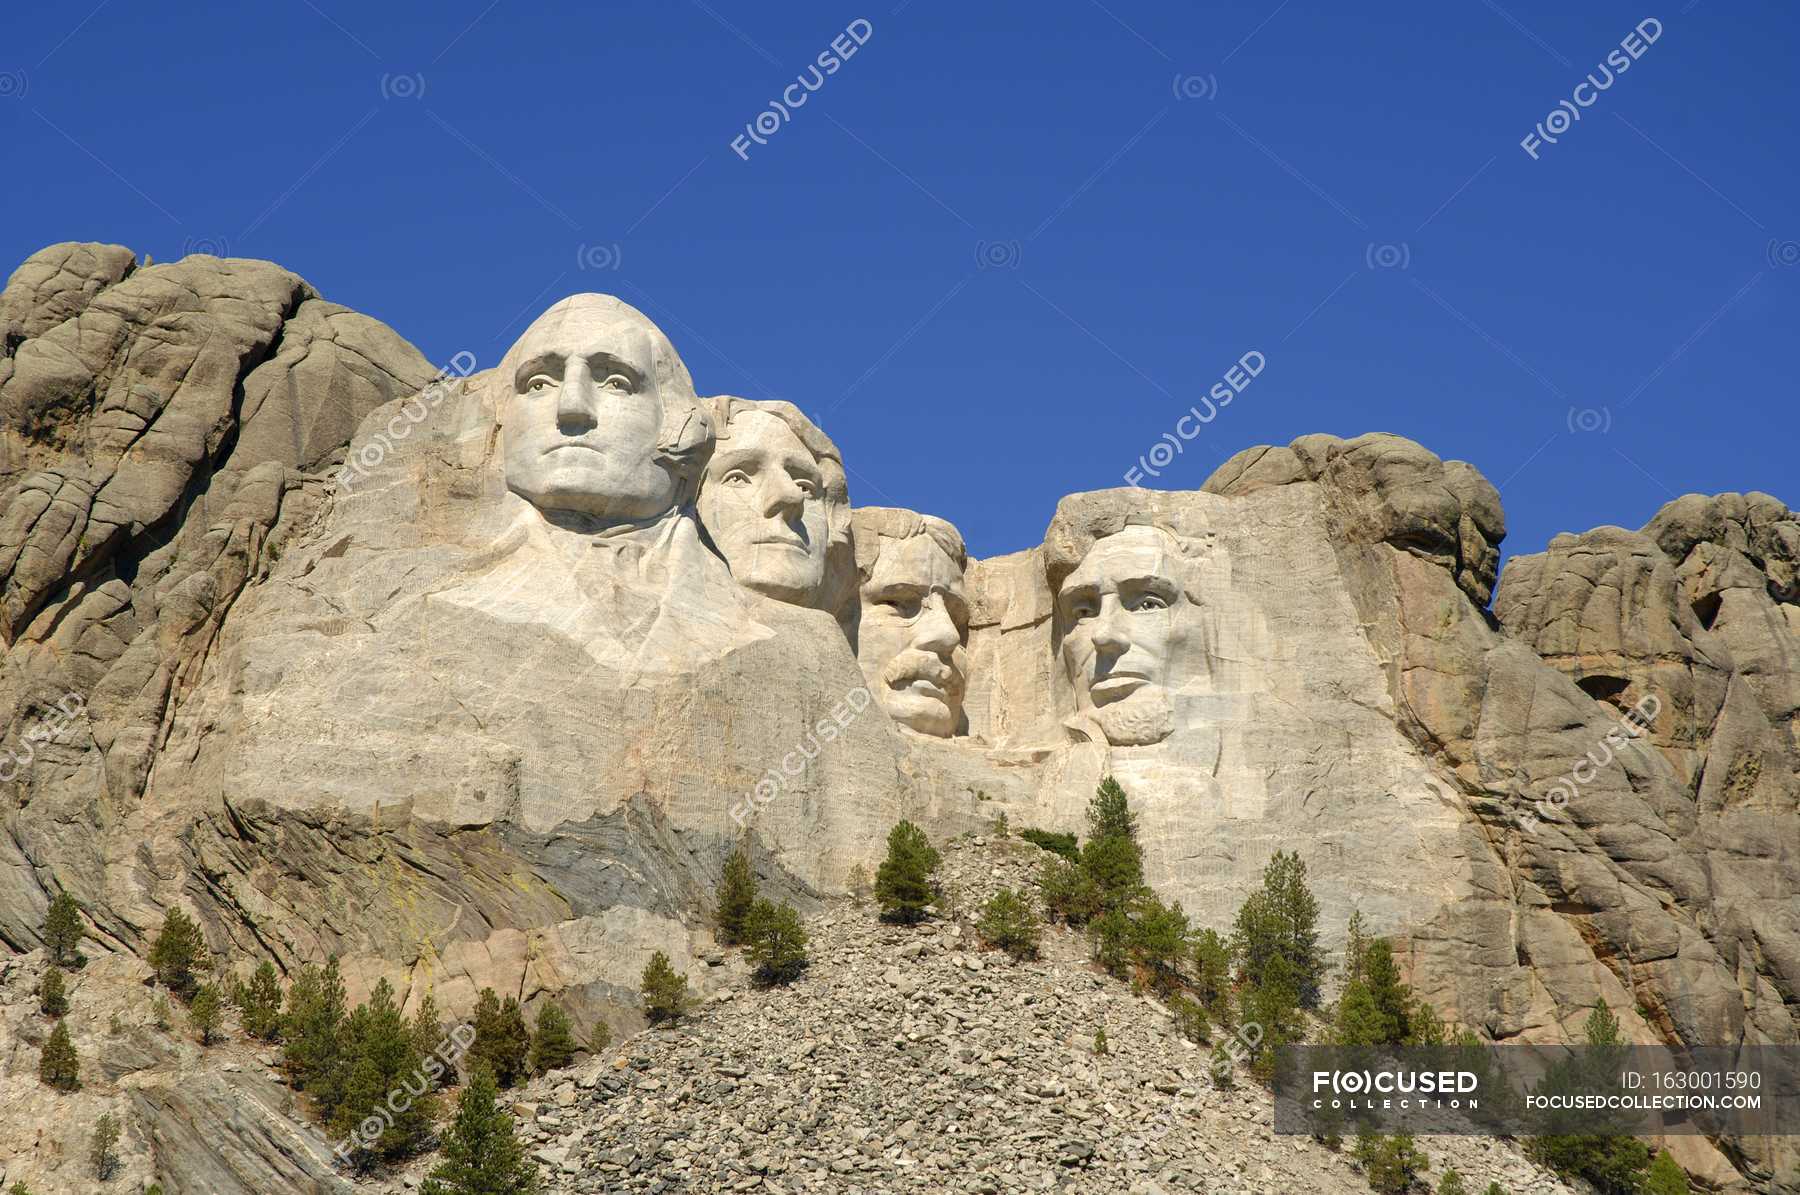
[1057,525,1190,746]
[854,516,968,737]
[500,296,703,527]
[699,407,836,605]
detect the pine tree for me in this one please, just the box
[39,1019,80,1090]
[1437,1167,1468,1195]
[745,899,810,983]
[1131,895,1189,993]
[874,821,940,924]
[236,961,284,1041]
[1086,775,1138,843]
[281,958,347,1102]
[1079,833,1145,912]
[529,1002,578,1075]
[411,992,451,1091]
[1353,1130,1428,1195]
[1525,1003,1652,1191]
[90,1111,121,1181]
[420,1067,541,1195]
[640,952,690,1024]
[590,1020,613,1052]
[1343,909,1370,989]
[332,978,435,1167]
[1229,850,1324,1008]
[1038,856,1103,925]
[468,989,531,1089]
[1192,928,1232,1020]
[1361,939,1412,1044]
[1482,1184,1509,1195]
[716,845,758,946]
[43,890,83,967]
[39,967,68,1017]
[1169,994,1209,1044]
[147,908,207,1001]
[190,982,223,1045]
[1640,1150,1689,1195]
[977,888,1042,961]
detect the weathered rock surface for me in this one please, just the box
[0,244,1793,1192]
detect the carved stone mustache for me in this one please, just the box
[882,649,960,695]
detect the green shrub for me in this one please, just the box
[90,1111,121,1181]
[147,908,207,1000]
[1482,1184,1508,1195]
[1170,994,1209,1044]
[331,978,437,1167]
[1640,1150,1689,1195]
[1039,856,1103,925]
[1229,850,1324,1008]
[421,1067,541,1195]
[469,989,531,1089]
[281,959,347,1099]
[529,1002,578,1075]
[590,1019,613,1052]
[977,888,1042,961]
[874,821,940,923]
[640,951,690,1024]
[1353,1129,1428,1194]
[1087,906,1133,977]
[39,1019,80,1090]
[151,993,172,1031]
[43,889,84,967]
[1437,1168,1467,1195]
[39,967,68,1017]
[1093,1028,1107,1055]
[1192,927,1232,1020]
[993,811,1009,838]
[1131,895,1189,993]
[745,899,809,984]
[716,845,758,946]
[1019,828,1078,861]
[1208,1039,1236,1088]
[235,961,284,1041]
[190,982,224,1045]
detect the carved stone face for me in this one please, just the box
[500,299,687,525]
[699,410,830,604]
[1057,525,1188,746]
[857,532,968,737]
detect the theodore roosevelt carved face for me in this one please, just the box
[851,508,968,738]
[499,295,709,527]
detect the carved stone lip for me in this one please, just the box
[750,534,807,549]
[1089,672,1149,702]
[541,442,606,456]
[901,677,948,701]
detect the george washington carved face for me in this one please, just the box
[499,295,708,528]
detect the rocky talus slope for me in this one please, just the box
[365,837,1579,1195]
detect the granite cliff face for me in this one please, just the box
[0,244,1794,1192]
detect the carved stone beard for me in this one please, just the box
[1090,686,1174,746]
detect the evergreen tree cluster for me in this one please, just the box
[713,844,811,984]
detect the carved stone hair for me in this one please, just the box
[701,396,851,529]
[850,507,967,585]
[1041,508,1207,606]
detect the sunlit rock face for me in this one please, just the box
[0,246,1794,1192]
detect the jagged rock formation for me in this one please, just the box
[0,244,1794,1192]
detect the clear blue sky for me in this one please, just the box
[5,1,1794,570]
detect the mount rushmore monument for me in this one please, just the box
[0,243,1796,1186]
